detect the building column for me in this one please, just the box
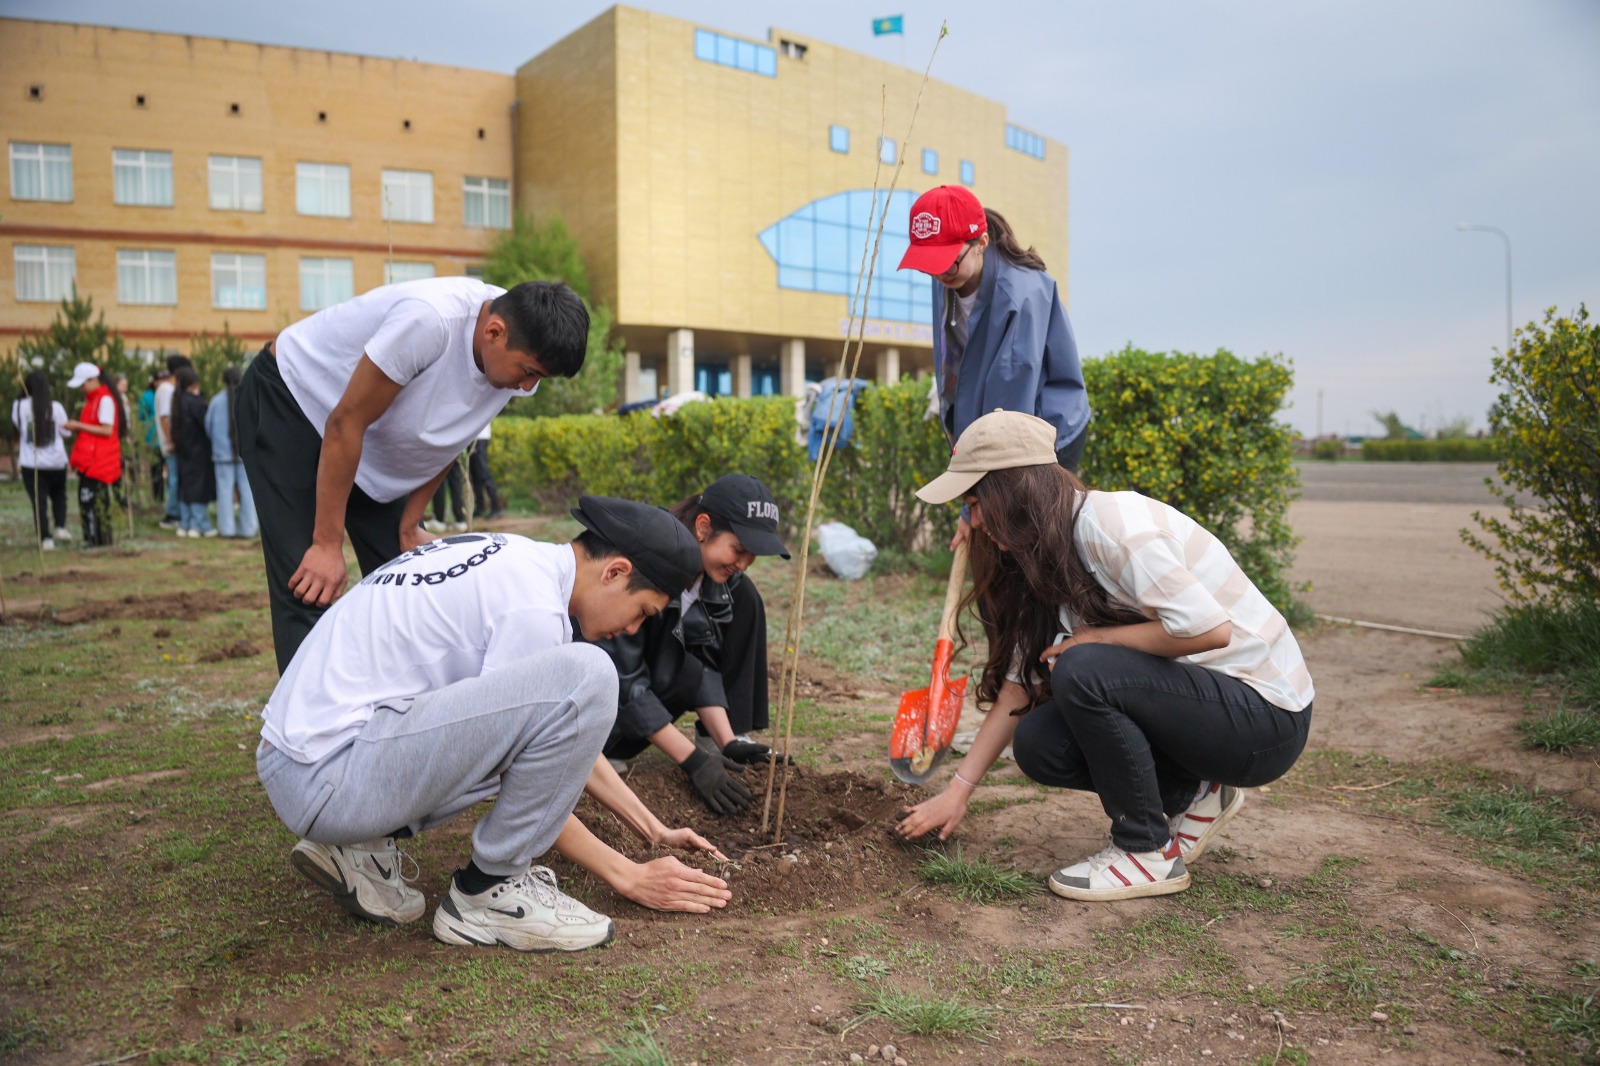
[666,329,695,397]
[732,353,753,399]
[877,347,901,385]
[622,350,643,406]
[779,338,806,398]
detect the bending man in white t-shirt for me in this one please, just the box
[257,496,734,951]
[237,277,589,672]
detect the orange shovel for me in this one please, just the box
[889,540,970,784]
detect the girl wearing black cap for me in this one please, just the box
[591,473,791,815]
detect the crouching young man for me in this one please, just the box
[255,496,733,952]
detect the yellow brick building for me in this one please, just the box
[2,8,1067,399]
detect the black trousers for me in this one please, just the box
[77,475,114,546]
[431,460,466,523]
[603,576,771,759]
[237,346,408,673]
[468,438,500,513]
[21,466,68,540]
[1013,643,1311,853]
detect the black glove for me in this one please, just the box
[722,739,794,766]
[681,749,753,815]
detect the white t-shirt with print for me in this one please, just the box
[275,277,517,503]
[11,399,70,470]
[261,533,577,763]
[154,381,175,453]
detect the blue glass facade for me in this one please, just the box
[758,189,927,324]
[694,29,777,77]
[1005,124,1046,160]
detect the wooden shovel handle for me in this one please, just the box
[936,540,969,643]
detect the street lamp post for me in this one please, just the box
[1456,223,1512,352]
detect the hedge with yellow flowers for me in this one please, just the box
[1462,306,1600,606]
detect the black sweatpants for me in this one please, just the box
[20,466,68,540]
[468,438,500,514]
[431,460,466,523]
[236,346,409,673]
[77,475,114,546]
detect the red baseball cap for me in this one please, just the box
[898,185,987,274]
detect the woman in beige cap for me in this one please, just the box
[896,411,1314,901]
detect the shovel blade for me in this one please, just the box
[888,675,969,785]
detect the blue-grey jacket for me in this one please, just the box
[205,390,238,463]
[930,251,1090,450]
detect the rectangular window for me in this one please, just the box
[116,249,178,305]
[113,148,174,206]
[212,253,267,310]
[879,138,897,166]
[384,261,435,285]
[208,155,263,211]
[1005,124,1046,160]
[300,256,354,311]
[381,168,433,224]
[922,148,939,176]
[14,244,76,302]
[693,28,777,77]
[9,142,73,201]
[462,176,510,229]
[296,161,351,217]
[830,125,850,154]
[960,159,976,186]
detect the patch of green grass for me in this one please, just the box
[1532,990,1600,1045]
[1461,600,1600,679]
[915,846,1035,903]
[598,1026,673,1066]
[1439,786,1582,849]
[838,955,891,982]
[847,984,993,1038]
[159,832,217,864]
[1520,705,1600,754]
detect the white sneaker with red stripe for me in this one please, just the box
[1171,783,1244,862]
[1048,839,1189,901]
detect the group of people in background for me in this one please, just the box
[145,355,257,539]
[13,362,129,549]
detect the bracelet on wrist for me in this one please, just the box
[952,771,979,791]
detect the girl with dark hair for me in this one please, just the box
[590,474,791,815]
[64,362,121,546]
[207,365,258,538]
[898,185,1091,549]
[897,411,1313,902]
[170,365,218,537]
[12,370,72,549]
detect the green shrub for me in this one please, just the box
[488,412,657,510]
[1361,437,1501,461]
[823,376,955,552]
[1463,305,1600,606]
[1311,438,1344,461]
[649,397,810,527]
[1080,345,1306,619]
[4,291,138,441]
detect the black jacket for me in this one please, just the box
[592,573,739,740]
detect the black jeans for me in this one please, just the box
[20,466,68,540]
[468,438,500,513]
[1013,643,1311,853]
[431,460,466,523]
[237,346,408,673]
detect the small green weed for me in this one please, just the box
[847,985,992,1038]
[916,847,1035,903]
[1439,787,1581,849]
[1531,990,1600,1044]
[1520,706,1600,754]
[598,1026,672,1066]
[840,955,891,982]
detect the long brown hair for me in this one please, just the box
[984,208,1047,272]
[959,464,1146,705]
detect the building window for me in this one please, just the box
[381,168,433,224]
[779,39,808,60]
[879,138,897,166]
[301,257,354,311]
[829,125,850,155]
[757,188,924,324]
[9,142,73,201]
[384,261,435,284]
[296,161,351,217]
[693,28,777,77]
[208,155,263,211]
[113,148,174,206]
[922,148,939,176]
[212,253,267,310]
[960,159,976,186]
[1005,124,1046,160]
[14,244,76,302]
[463,176,510,229]
[116,249,177,305]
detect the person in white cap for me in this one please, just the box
[63,362,122,547]
[896,411,1313,902]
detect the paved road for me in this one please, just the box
[1296,461,1503,505]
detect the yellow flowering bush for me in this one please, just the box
[1463,306,1600,606]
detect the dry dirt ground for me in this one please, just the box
[2,464,1596,1065]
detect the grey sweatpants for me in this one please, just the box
[257,643,618,877]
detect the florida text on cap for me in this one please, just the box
[897,185,988,275]
[698,474,791,559]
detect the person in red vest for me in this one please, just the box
[64,362,122,547]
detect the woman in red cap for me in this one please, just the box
[899,186,1091,548]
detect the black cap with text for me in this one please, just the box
[697,474,791,559]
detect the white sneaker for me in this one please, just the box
[202,528,220,538]
[1171,783,1244,862]
[449,522,468,532]
[41,537,56,551]
[1048,840,1189,901]
[290,838,425,925]
[421,519,444,533]
[433,866,614,952]
[53,526,72,541]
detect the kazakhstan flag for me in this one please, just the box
[872,15,904,35]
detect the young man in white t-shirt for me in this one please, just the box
[236,277,589,672]
[258,496,735,951]
[153,359,183,528]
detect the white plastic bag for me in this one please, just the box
[815,521,878,581]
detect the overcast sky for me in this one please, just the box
[5,0,1596,436]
